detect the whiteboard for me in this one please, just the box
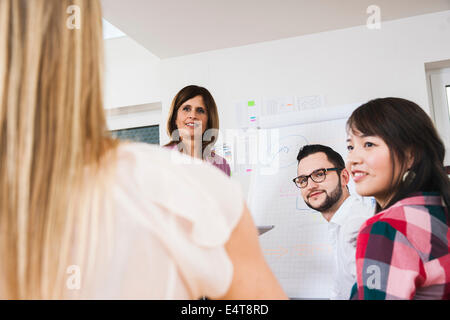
[248,117,354,299]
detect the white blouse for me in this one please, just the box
[76,142,244,299]
[327,195,374,300]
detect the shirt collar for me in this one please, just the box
[329,196,353,226]
[391,192,444,208]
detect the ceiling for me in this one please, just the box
[101,0,450,59]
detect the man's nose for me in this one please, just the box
[306,177,320,189]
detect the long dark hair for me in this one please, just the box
[347,97,450,211]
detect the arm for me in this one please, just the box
[219,204,288,300]
[354,221,423,300]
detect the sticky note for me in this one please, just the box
[248,101,255,107]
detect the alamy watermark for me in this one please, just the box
[366,264,381,290]
[66,265,81,290]
[367,5,381,30]
[66,5,81,30]
[169,126,281,176]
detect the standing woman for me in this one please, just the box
[346,97,450,300]
[165,85,231,176]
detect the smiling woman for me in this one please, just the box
[346,132,398,208]
[165,85,231,176]
[346,97,450,300]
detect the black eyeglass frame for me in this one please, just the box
[292,167,344,189]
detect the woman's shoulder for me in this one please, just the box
[210,151,228,163]
[110,142,244,298]
[365,192,443,222]
[359,192,447,255]
[114,141,244,246]
[116,141,180,169]
[115,141,243,208]
[116,142,224,178]
[162,141,177,150]
[380,192,444,222]
[208,151,230,166]
[359,195,418,236]
[207,151,231,176]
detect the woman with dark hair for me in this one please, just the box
[346,97,450,300]
[165,85,231,176]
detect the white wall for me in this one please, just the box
[104,36,161,109]
[104,36,162,129]
[106,102,162,131]
[103,11,450,193]
[159,11,450,144]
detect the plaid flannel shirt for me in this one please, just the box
[350,192,450,300]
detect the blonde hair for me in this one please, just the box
[0,0,119,298]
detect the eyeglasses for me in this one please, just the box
[292,168,343,189]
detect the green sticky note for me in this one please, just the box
[248,101,255,107]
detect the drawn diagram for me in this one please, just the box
[268,134,309,169]
[248,117,350,299]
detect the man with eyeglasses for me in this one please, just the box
[294,144,373,300]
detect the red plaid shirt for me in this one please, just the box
[350,192,450,300]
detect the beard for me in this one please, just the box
[304,179,343,213]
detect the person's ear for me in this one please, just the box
[340,168,350,187]
[406,149,415,169]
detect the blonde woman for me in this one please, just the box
[0,0,286,300]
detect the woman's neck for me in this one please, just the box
[181,139,203,159]
[375,191,397,212]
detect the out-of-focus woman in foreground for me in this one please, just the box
[0,0,287,299]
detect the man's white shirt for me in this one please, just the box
[327,195,374,300]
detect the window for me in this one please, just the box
[447,86,450,119]
[110,125,160,145]
[428,69,450,166]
